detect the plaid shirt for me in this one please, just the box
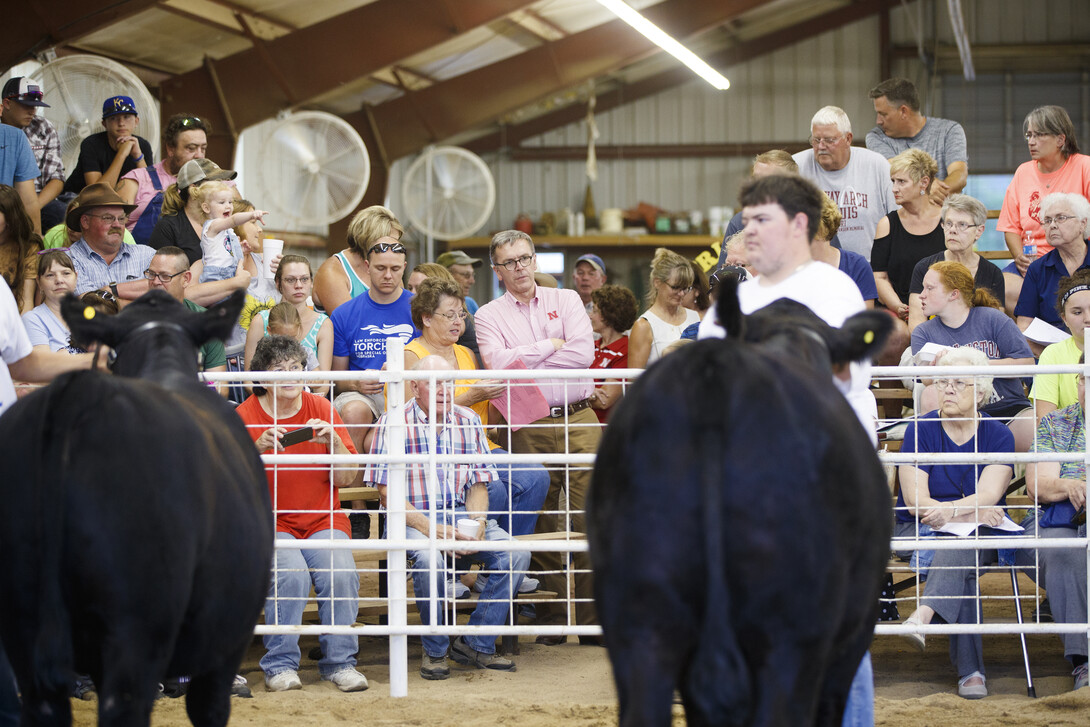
[69,238,156,294]
[24,116,64,190]
[365,398,497,512]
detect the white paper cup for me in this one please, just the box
[262,239,284,278]
[457,518,481,539]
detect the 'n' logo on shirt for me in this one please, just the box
[547,311,558,320]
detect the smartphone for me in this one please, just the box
[279,426,313,448]
[1072,506,1086,527]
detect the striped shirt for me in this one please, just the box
[69,238,156,294]
[1037,402,1085,482]
[365,397,497,512]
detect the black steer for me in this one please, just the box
[0,290,273,727]
[588,282,893,727]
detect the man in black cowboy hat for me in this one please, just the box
[63,95,154,195]
[66,182,153,302]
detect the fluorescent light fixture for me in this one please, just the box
[595,0,730,90]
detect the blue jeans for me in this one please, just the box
[486,450,550,537]
[842,651,874,727]
[261,529,359,678]
[404,511,530,657]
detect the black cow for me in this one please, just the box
[588,282,893,727]
[0,290,273,727]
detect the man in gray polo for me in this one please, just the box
[865,78,968,206]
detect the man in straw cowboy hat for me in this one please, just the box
[65,182,152,303]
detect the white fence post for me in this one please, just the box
[385,339,408,698]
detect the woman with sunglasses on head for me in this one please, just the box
[313,205,403,314]
[999,105,1090,313]
[894,347,1016,700]
[0,184,43,312]
[628,247,700,369]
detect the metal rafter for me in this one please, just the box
[464,0,897,155]
[361,0,774,161]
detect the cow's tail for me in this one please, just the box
[683,387,752,715]
[27,375,82,692]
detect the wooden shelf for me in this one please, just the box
[452,234,719,249]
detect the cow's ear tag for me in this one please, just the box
[863,330,874,344]
[83,307,96,320]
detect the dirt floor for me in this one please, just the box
[65,626,1090,727]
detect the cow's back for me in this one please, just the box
[0,370,272,692]
[588,337,890,726]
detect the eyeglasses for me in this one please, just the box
[143,268,186,283]
[934,378,973,392]
[1024,131,1054,141]
[88,213,129,225]
[941,220,981,233]
[1042,215,1078,227]
[367,242,407,256]
[281,275,311,286]
[434,309,468,321]
[666,283,693,293]
[809,135,843,147]
[494,254,535,271]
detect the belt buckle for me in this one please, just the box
[550,405,564,418]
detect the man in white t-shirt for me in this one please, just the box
[793,106,897,261]
[698,171,878,726]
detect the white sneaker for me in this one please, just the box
[518,576,540,594]
[448,578,470,599]
[327,668,369,693]
[264,670,302,692]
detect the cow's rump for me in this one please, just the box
[588,336,891,727]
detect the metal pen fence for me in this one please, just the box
[205,355,1089,696]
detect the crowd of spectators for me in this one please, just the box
[2,70,1088,704]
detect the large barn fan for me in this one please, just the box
[401,146,496,241]
[256,111,371,226]
[28,55,160,176]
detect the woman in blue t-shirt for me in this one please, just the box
[894,347,1015,700]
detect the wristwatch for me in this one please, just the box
[108,281,119,298]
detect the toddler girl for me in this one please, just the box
[192,181,267,284]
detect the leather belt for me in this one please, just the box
[549,398,592,418]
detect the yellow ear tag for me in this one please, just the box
[83,307,96,320]
[863,330,874,344]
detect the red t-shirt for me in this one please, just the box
[590,336,629,423]
[236,392,356,538]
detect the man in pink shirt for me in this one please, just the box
[116,114,212,245]
[474,230,602,645]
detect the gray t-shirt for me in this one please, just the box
[865,117,968,181]
[793,147,897,261]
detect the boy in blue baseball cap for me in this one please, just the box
[62,94,153,195]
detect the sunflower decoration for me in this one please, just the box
[238,294,277,331]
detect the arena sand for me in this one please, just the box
[67,628,1089,726]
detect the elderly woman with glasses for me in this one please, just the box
[912,260,1035,451]
[1020,362,1089,692]
[1014,192,1090,349]
[895,346,1016,700]
[401,277,548,542]
[999,105,1090,313]
[628,247,701,368]
[234,335,369,693]
[907,194,1005,331]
